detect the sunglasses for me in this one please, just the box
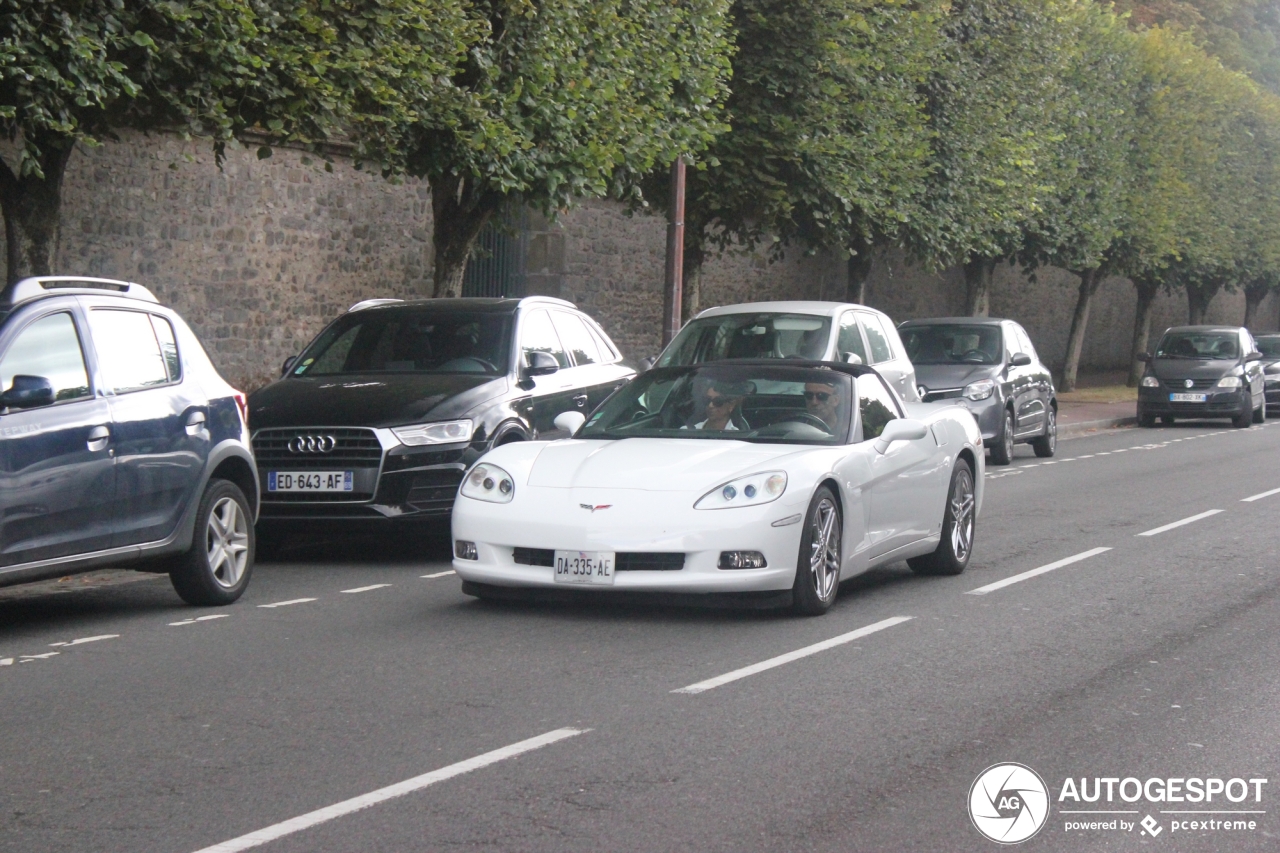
[706,395,737,407]
[804,391,833,402]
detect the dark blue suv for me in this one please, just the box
[0,277,259,605]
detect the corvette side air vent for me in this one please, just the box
[616,553,685,571]
[513,547,555,567]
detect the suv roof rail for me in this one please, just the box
[518,295,577,309]
[1,276,159,305]
[348,298,405,312]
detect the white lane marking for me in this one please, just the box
[1112,449,1127,453]
[421,570,456,579]
[191,727,589,853]
[1077,454,1094,458]
[1136,509,1224,537]
[0,658,12,666]
[20,652,60,661]
[170,615,229,626]
[257,598,317,609]
[672,616,913,695]
[50,634,119,648]
[966,548,1112,596]
[1242,487,1280,502]
[340,584,392,594]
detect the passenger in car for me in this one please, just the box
[690,379,752,431]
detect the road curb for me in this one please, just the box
[1058,415,1137,439]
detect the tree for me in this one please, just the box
[405,0,733,298]
[0,0,474,285]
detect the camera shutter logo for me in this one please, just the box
[969,763,1050,844]
[288,434,337,454]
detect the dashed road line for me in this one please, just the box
[340,584,392,594]
[672,616,913,695]
[1241,487,1280,502]
[191,727,590,853]
[257,598,317,609]
[49,634,118,647]
[966,547,1112,596]
[1136,509,1223,537]
[170,615,229,626]
[422,570,456,579]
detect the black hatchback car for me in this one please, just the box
[1137,325,1266,427]
[0,277,259,605]
[249,297,634,531]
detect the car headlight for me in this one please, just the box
[695,471,787,510]
[963,379,995,401]
[1215,376,1243,388]
[1140,376,1160,388]
[391,419,473,446]
[461,462,514,503]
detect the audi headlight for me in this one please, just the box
[695,471,787,510]
[461,463,514,503]
[1141,376,1160,388]
[963,379,995,401]
[1215,376,1243,388]
[392,419,473,446]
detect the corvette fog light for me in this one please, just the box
[719,551,767,569]
[1141,376,1160,388]
[455,540,478,560]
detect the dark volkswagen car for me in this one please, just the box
[1138,326,1266,427]
[1256,333,1280,412]
[899,318,1057,465]
[0,277,259,605]
[249,297,633,531]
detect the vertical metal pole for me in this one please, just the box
[662,156,687,346]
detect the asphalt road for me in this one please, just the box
[3,420,1279,852]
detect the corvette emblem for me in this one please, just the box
[579,503,612,512]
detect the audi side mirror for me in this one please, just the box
[1,375,55,410]
[524,351,559,377]
[282,355,297,376]
[1009,352,1032,367]
[1136,352,1152,363]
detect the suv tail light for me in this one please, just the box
[232,391,248,426]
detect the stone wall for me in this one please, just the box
[2,131,1276,390]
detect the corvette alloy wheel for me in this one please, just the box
[794,486,842,615]
[948,465,975,564]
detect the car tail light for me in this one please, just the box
[232,391,248,426]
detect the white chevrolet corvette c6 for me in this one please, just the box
[451,361,984,614]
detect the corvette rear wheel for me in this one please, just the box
[792,486,842,616]
[908,459,975,577]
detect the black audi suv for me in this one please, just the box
[1137,325,1266,428]
[248,297,634,533]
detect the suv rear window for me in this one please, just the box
[294,310,512,376]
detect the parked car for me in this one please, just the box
[0,276,258,605]
[1137,325,1266,428]
[1256,333,1280,414]
[898,318,1057,465]
[248,297,633,533]
[655,301,921,402]
[452,360,982,614]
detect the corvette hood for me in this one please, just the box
[527,438,802,491]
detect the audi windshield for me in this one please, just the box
[291,310,512,376]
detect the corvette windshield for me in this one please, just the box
[578,364,854,444]
[293,310,511,376]
[658,313,833,366]
[1154,331,1239,360]
[901,324,1003,365]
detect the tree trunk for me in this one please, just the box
[1243,279,1271,330]
[429,173,502,298]
[1060,267,1103,393]
[681,254,701,323]
[962,256,995,316]
[846,250,873,305]
[1185,279,1221,325]
[0,141,75,286]
[1127,276,1160,387]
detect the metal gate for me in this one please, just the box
[463,205,529,298]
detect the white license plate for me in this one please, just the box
[554,550,615,585]
[1169,393,1207,403]
[268,471,353,492]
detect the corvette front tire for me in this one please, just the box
[792,486,842,616]
[908,459,975,577]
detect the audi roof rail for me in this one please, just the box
[348,298,405,312]
[1,276,159,306]
[518,295,577,309]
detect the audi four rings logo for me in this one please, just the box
[288,434,337,453]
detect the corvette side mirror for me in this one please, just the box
[554,411,586,435]
[873,418,929,453]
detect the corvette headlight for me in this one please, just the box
[392,419,473,446]
[461,462,514,503]
[1141,376,1160,388]
[695,471,787,510]
[1215,376,1243,388]
[963,379,995,401]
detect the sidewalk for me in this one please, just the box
[1056,374,1137,438]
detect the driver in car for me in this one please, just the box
[804,378,843,431]
[691,379,751,431]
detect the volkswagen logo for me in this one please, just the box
[288,434,337,454]
[1184,379,1195,389]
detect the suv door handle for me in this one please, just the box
[185,411,207,435]
[572,394,589,408]
[87,425,110,452]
